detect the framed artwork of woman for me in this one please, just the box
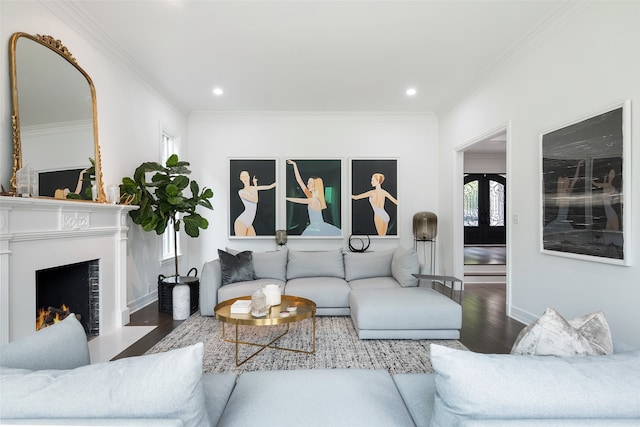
[229,158,277,238]
[285,158,342,238]
[350,158,399,237]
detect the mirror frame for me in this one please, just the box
[9,32,106,202]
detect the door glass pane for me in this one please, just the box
[464,180,479,226]
[489,180,505,226]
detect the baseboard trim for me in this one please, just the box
[128,291,158,315]
[507,305,538,326]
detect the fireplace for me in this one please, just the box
[0,196,137,344]
[36,260,100,336]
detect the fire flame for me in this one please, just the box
[36,304,70,331]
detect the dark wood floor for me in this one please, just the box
[464,245,506,265]
[114,281,524,360]
[458,283,524,353]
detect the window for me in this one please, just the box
[161,129,180,262]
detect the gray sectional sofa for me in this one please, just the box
[2,314,639,426]
[200,247,462,339]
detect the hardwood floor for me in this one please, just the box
[114,281,524,360]
[458,283,524,354]
[111,304,183,360]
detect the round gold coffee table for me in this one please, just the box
[214,295,316,366]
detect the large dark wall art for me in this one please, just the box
[350,158,398,237]
[541,101,631,265]
[285,159,342,238]
[229,159,277,238]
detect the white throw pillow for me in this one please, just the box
[391,246,419,287]
[510,307,613,356]
[0,343,209,426]
[0,314,90,370]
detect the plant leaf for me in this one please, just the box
[173,175,189,190]
[165,154,179,167]
[165,183,179,197]
[201,188,214,199]
[190,180,199,196]
[167,196,185,205]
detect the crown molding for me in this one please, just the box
[189,110,438,122]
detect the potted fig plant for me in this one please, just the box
[120,154,213,317]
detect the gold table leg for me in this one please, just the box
[221,313,316,366]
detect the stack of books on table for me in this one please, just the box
[230,300,252,314]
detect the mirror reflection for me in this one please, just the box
[10,32,104,201]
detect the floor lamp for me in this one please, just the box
[413,212,437,274]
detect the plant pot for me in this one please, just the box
[157,268,199,315]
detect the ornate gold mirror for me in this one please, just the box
[9,32,105,202]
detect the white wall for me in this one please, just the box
[439,3,640,347]
[187,113,439,272]
[464,153,506,174]
[1,1,190,312]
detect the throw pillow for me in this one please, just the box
[218,249,255,285]
[391,246,419,287]
[0,343,210,427]
[0,314,90,370]
[510,307,613,356]
[343,249,394,281]
[430,344,640,426]
[567,310,614,355]
[286,249,345,279]
[227,247,288,282]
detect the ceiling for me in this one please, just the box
[58,0,566,116]
[465,131,507,155]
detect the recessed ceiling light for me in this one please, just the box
[212,87,224,96]
[406,88,417,96]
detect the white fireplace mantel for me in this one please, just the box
[0,196,137,344]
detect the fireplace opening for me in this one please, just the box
[36,260,100,337]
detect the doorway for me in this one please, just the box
[461,130,507,285]
[464,173,506,245]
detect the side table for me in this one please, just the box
[413,274,463,303]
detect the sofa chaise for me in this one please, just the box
[1,314,639,426]
[199,247,462,339]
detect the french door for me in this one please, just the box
[463,174,506,245]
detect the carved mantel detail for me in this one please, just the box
[61,212,90,230]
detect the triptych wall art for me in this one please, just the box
[540,100,631,265]
[228,158,398,239]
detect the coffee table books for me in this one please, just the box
[230,299,252,314]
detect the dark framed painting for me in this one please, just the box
[39,168,92,200]
[228,158,277,238]
[350,158,399,237]
[540,100,631,265]
[285,158,342,238]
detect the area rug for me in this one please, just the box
[145,313,466,374]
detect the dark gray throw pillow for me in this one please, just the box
[218,249,255,286]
